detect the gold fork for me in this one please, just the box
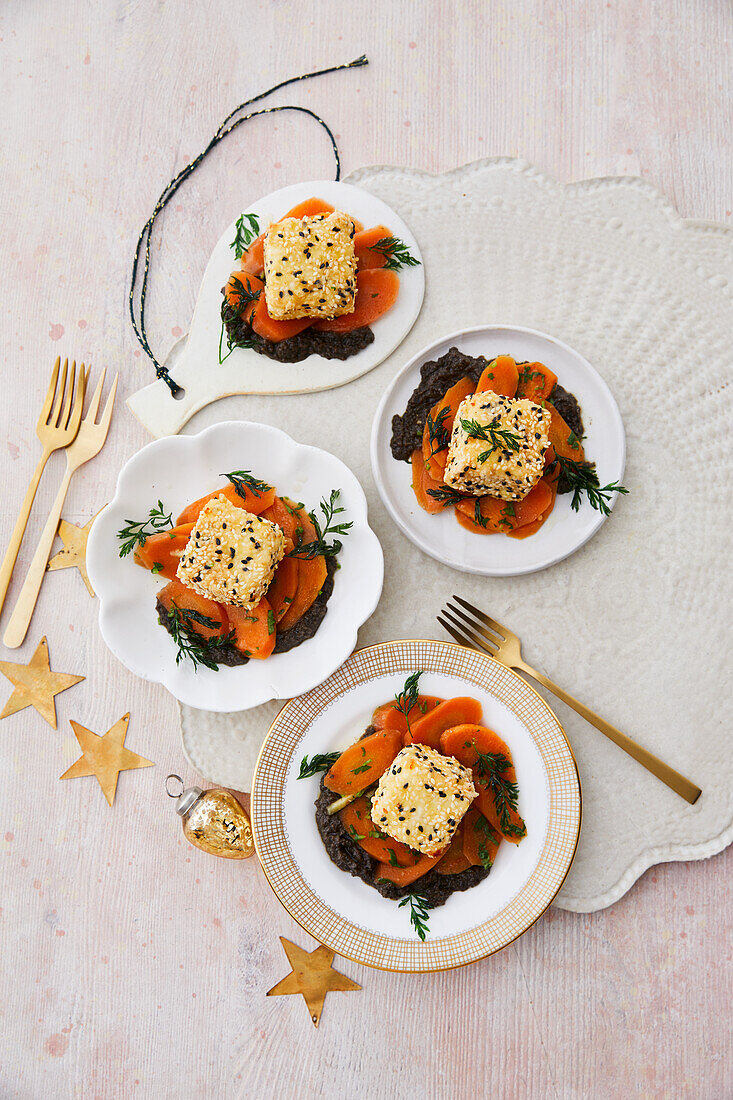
[4,369,119,648]
[0,358,85,615]
[438,595,702,805]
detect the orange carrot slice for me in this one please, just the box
[462,807,502,868]
[226,599,276,660]
[157,580,229,642]
[375,851,445,887]
[455,496,508,534]
[175,481,275,526]
[421,376,476,474]
[270,502,328,633]
[440,724,526,843]
[372,696,443,733]
[515,361,557,402]
[267,556,299,623]
[339,797,415,866]
[134,523,194,580]
[406,697,484,749]
[313,269,399,333]
[324,730,403,797]
[280,197,335,220]
[240,235,265,274]
[435,824,470,875]
[250,295,313,343]
[223,272,263,324]
[545,402,585,462]
[354,225,392,269]
[475,355,519,397]
[411,450,455,514]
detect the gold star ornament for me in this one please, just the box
[46,514,100,597]
[0,637,84,729]
[267,937,361,1027]
[60,713,154,806]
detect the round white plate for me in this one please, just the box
[370,325,626,576]
[251,639,581,972]
[127,180,425,438]
[87,421,384,711]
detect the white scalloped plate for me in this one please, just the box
[371,324,626,576]
[86,421,384,711]
[252,640,581,971]
[126,180,424,438]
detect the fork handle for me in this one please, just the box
[3,466,73,649]
[0,449,52,616]
[516,661,702,805]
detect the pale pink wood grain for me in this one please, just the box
[0,1,731,1097]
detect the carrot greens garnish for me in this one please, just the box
[473,747,526,839]
[288,489,352,560]
[461,416,522,462]
[230,213,261,258]
[223,470,272,499]
[392,670,424,738]
[372,236,421,271]
[297,752,340,780]
[165,603,235,673]
[426,485,464,506]
[426,405,451,454]
[117,501,173,557]
[549,455,628,515]
[398,892,432,940]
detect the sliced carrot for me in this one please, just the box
[440,724,526,843]
[267,556,299,623]
[375,851,445,887]
[223,272,263,324]
[250,295,313,343]
[411,450,454,514]
[272,502,328,633]
[372,696,444,733]
[455,496,508,534]
[324,730,403,797]
[240,234,265,274]
[515,361,557,402]
[545,402,585,463]
[225,598,276,660]
[312,269,399,333]
[134,523,194,580]
[339,797,414,866]
[475,355,519,397]
[176,481,275,526]
[462,807,502,868]
[157,580,229,642]
[280,197,335,220]
[421,375,476,474]
[435,824,470,875]
[406,697,484,748]
[354,225,392,269]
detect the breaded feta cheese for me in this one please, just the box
[370,745,477,857]
[176,495,285,611]
[263,211,357,321]
[443,391,551,501]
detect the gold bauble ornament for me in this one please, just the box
[166,774,253,859]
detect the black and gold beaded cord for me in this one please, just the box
[129,55,369,397]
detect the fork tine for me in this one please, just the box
[437,615,473,648]
[59,361,76,430]
[40,357,61,424]
[68,364,87,436]
[446,601,502,647]
[452,594,507,639]
[50,358,68,426]
[84,367,105,421]
[439,610,497,654]
[97,372,119,429]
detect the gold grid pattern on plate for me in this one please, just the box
[252,640,581,973]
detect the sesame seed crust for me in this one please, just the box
[370,745,477,857]
[176,495,285,611]
[263,211,357,321]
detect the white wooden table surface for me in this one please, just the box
[1,3,731,1097]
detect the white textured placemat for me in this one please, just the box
[180,158,733,913]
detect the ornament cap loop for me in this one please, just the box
[174,785,203,817]
[165,774,185,798]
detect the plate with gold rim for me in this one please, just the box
[251,639,581,972]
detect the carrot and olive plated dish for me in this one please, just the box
[86,421,384,711]
[221,195,420,365]
[251,640,581,972]
[371,325,627,576]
